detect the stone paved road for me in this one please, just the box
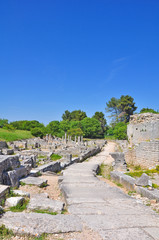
[1,143,159,239]
[60,144,159,240]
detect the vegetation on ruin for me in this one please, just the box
[33,209,58,215]
[9,199,29,212]
[50,153,62,161]
[125,165,159,178]
[0,225,14,239]
[0,128,33,142]
[140,108,159,114]
[97,163,113,180]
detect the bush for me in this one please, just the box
[113,122,127,140]
[31,127,44,138]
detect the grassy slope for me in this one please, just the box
[0,129,33,142]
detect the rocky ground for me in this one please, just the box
[1,142,159,240]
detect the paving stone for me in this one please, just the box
[144,227,159,240]
[20,176,47,187]
[100,228,154,240]
[5,197,24,207]
[0,212,83,236]
[13,190,30,198]
[27,194,64,213]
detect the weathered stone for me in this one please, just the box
[135,173,152,187]
[0,212,83,235]
[0,141,8,150]
[36,162,61,173]
[135,186,159,202]
[2,149,14,155]
[0,184,10,204]
[28,194,64,213]
[110,152,127,171]
[3,170,19,187]
[20,176,47,187]
[13,190,30,198]
[0,155,20,183]
[5,197,24,207]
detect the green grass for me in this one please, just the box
[19,181,26,186]
[0,128,33,142]
[33,209,58,215]
[128,191,136,196]
[125,168,159,178]
[40,183,48,188]
[152,183,159,189]
[9,199,29,212]
[50,154,62,161]
[0,225,14,239]
[97,163,113,180]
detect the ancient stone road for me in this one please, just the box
[1,143,159,239]
[60,144,159,240]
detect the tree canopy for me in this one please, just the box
[62,110,87,121]
[140,108,158,114]
[106,95,137,123]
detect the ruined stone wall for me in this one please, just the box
[125,113,159,168]
[127,113,159,145]
[125,140,159,168]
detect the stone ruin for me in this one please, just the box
[0,135,106,202]
[112,113,159,169]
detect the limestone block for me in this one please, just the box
[13,190,30,198]
[2,170,19,187]
[20,176,47,187]
[135,173,152,187]
[5,197,24,207]
[27,194,64,213]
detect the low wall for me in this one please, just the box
[125,140,159,168]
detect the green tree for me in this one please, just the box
[67,128,83,140]
[92,112,107,136]
[62,110,71,121]
[46,121,60,136]
[0,118,8,128]
[59,120,70,132]
[81,117,103,138]
[106,95,137,123]
[113,122,127,140]
[140,108,158,114]
[62,110,87,121]
[31,127,44,138]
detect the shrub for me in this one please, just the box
[31,127,44,138]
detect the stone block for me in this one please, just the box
[0,185,10,204]
[20,176,47,187]
[2,149,14,155]
[0,155,20,183]
[2,170,19,187]
[37,162,61,173]
[135,173,152,187]
[5,197,24,207]
[13,190,30,198]
[135,186,159,202]
[27,194,64,213]
[0,141,8,150]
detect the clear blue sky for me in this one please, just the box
[0,0,159,125]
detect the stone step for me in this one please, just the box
[0,211,82,236]
[20,176,47,187]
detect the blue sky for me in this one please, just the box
[0,0,159,125]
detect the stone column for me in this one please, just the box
[65,132,67,144]
[78,136,81,144]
